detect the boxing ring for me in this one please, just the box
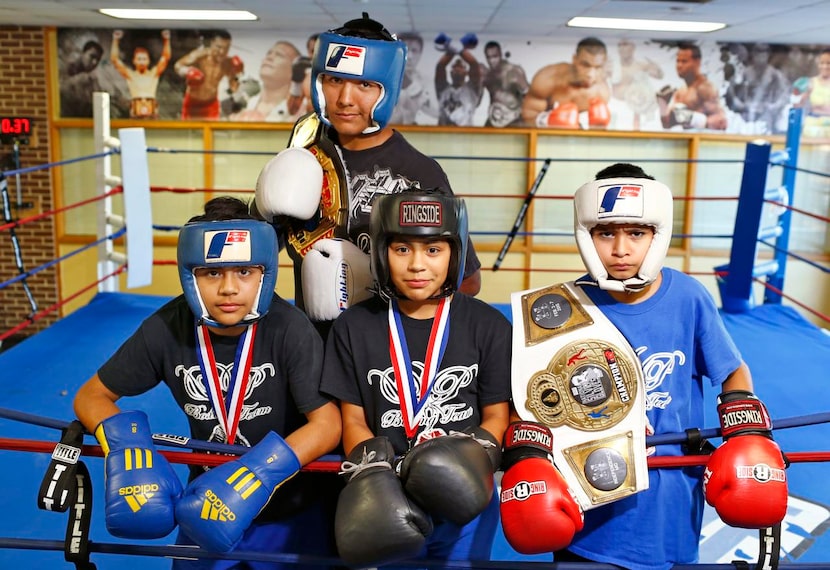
[2,102,830,568]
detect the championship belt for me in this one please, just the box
[510,281,648,511]
[284,112,350,264]
[130,97,158,119]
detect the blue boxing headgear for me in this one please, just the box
[369,189,468,300]
[311,13,406,134]
[177,219,278,327]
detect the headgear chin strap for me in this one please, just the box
[177,220,278,327]
[311,15,406,134]
[574,177,673,293]
[369,190,468,301]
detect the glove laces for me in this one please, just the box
[339,447,391,478]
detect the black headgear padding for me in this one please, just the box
[332,12,396,41]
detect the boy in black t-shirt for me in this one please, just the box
[73,196,341,569]
[321,189,511,567]
[253,14,482,339]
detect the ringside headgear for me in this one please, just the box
[370,189,468,300]
[311,12,407,134]
[574,177,673,292]
[177,219,278,327]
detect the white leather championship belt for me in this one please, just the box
[511,281,648,510]
[284,112,350,263]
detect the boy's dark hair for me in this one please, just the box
[595,162,655,181]
[187,196,253,223]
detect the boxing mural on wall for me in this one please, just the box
[56,27,830,136]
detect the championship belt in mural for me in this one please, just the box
[283,112,350,263]
[510,281,648,510]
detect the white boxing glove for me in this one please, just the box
[671,103,707,129]
[301,238,374,321]
[255,147,323,222]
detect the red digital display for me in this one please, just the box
[0,117,32,136]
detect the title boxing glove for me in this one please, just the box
[536,102,579,129]
[301,238,374,322]
[398,427,499,526]
[255,147,323,223]
[499,421,583,554]
[95,411,183,539]
[185,67,205,87]
[175,431,300,552]
[704,390,788,529]
[336,437,433,567]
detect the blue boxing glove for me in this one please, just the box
[435,32,458,54]
[95,411,183,539]
[460,33,479,50]
[175,431,300,552]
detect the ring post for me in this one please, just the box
[118,128,153,289]
[93,92,123,293]
[716,140,771,313]
[764,107,802,304]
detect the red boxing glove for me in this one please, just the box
[536,102,579,129]
[588,97,611,128]
[185,67,205,87]
[703,390,788,528]
[499,421,583,554]
[230,55,244,76]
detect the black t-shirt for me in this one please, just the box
[335,129,481,278]
[97,294,340,518]
[320,293,511,455]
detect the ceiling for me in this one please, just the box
[2,0,830,46]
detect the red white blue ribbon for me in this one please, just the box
[194,322,257,445]
[388,298,451,439]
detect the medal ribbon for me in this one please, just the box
[195,322,257,445]
[388,297,451,439]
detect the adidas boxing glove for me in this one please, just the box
[175,431,300,552]
[95,410,183,539]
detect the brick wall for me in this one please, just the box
[0,26,57,343]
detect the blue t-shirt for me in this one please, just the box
[566,268,743,570]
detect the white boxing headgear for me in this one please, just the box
[574,177,673,292]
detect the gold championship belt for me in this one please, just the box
[130,97,158,119]
[284,113,350,263]
[510,281,648,510]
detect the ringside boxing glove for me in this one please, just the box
[704,390,788,529]
[398,427,499,526]
[95,411,183,539]
[336,437,433,567]
[254,147,323,223]
[499,421,583,554]
[175,431,300,552]
[301,238,374,322]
